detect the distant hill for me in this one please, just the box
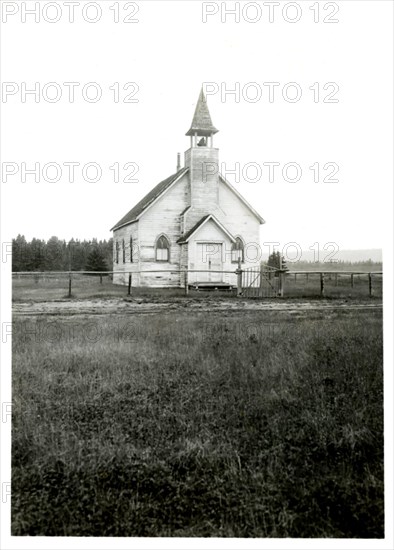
[298,249,382,263]
[262,249,382,264]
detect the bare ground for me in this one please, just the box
[12,296,382,317]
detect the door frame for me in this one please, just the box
[195,241,224,283]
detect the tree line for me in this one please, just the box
[12,236,382,273]
[12,235,112,272]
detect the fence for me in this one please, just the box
[282,270,383,299]
[240,265,281,298]
[12,267,383,301]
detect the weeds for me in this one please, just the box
[12,309,384,536]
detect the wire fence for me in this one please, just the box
[282,271,383,299]
[12,268,383,301]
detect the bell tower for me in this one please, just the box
[184,88,219,216]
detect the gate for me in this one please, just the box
[241,265,280,298]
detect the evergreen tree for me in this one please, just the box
[28,238,46,271]
[85,247,108,273]
[45,236,64,271]
[267,250,288,271]
[12,234,27,271]
[11,236,115,272]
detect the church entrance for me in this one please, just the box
[196,242,223,283]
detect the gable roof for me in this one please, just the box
[186,88,218,137]
[219,174,265,224]
[111,167,188,231]
[177,214,236,244]
[111,168,265,233]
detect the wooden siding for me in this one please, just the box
[112,222,140,285]
[184,147,220,231]
[217,179,261,268]
[136,171,189,287]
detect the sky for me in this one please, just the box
[1,0,393,259]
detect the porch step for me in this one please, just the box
[189,282,234,291]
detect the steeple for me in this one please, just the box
[184,88,220,221]
[186,88,218,138]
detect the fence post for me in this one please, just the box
[184,270,189,296]
[351,273,354,288]
[278,270,284,297]
[320,272,325,297]
[127,273,132,296]
[259,264,264,297]
[236,259,242,297]
[100,274,103,284]
[335,273,338,286]
[68,273,72,298]
[369,273,373,297]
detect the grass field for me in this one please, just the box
[12,304,384,537]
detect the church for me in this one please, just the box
[111,88,264,287]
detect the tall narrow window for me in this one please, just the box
[130,237,133,263]
[115,241,119,264]
[155,235,170,262]
[122,239,125,263]
[231,237,244,263]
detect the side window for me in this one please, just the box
[155,235,170,262]
[122,239,125,263]
[231,237,244,263]
[130,237,133,263]
[115,241,119,264]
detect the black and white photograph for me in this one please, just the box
[0,1,393,548]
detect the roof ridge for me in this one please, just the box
[111,167,188,231]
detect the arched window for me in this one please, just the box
[122,239,125,263]
[155,235,170,262]
[115,241,119,264]
[130,237,133,263]
[231,237,244,263]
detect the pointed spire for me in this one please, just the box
[186,88,218,137]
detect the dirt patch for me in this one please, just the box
[12,297,383,317]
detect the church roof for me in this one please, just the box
[186,88,219,137]
[111,167,188,231]
[177,214,236,244]
[111,167,265,232]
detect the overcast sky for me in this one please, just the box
[1,0,393,259]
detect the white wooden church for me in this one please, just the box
[111,89,264,287]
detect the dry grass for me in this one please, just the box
[11,307,383,537]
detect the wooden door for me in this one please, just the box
[196,243,223,283]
